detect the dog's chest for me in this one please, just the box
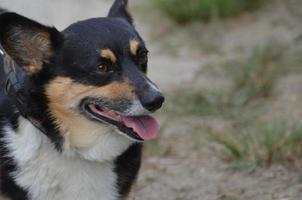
[4,124,118,200]
[15,155,117,200]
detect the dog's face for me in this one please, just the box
[0,0,164,161]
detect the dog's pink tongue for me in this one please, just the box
[121,116,159,140]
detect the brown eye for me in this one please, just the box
[139,51,148,65]
[97,64,113,73]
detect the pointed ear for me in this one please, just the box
[0,13,63,75]
[108,0,133,24]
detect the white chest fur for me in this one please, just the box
[3,119,119,200]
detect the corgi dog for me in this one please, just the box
[0,0,164,199]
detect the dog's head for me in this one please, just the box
[0,0,164,161]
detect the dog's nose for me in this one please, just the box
[141,92,165,112]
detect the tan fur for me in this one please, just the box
[100,49,117,63]
[125,193,134,200]
[0,196,11,200]
[129,39,140,56]
[25,64,42,75]
[124,183,136,200]
[4,30,52,75]
[45,77,135,148]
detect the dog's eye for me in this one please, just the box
[97,64,113,73]
[139,51,148,65]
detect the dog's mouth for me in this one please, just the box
[81,101,159,142]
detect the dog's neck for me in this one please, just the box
[2,117,141,200]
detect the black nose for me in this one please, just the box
[141,93,165,112]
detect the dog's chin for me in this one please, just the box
[74,127,134,162]
[80,99,160,143]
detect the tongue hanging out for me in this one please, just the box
[88,104,160,141]
[121,116,159,140]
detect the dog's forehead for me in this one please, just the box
[63,18,139,49]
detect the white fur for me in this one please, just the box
[124,100,150,116]
[122,77,162,117]
[123,79,161,117]
[147,79,161,92]
[75,128,132,162]
[2,117,129,200]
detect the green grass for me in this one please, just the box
[165,39,302,169]
[167,90,231,116]
[155,0,261,23]
[219,195,240,200]
[210,122,302,169]
[228,42,285,106]
[169,42,285,116]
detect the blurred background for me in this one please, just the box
[2,0,302,199]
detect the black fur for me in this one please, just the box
[0,159,28,200]
[115,143,143,199]
[0,8,7,15]
[108,0,133,24]
[0,66,28,199]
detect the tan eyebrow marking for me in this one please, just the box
[99,49,117,63]
[129,39,140,56]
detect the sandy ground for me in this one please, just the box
[2,1,302,200]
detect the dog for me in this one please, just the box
[0,0,164,199]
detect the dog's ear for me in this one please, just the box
[108,0,133,24]
[0,13,63,75]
